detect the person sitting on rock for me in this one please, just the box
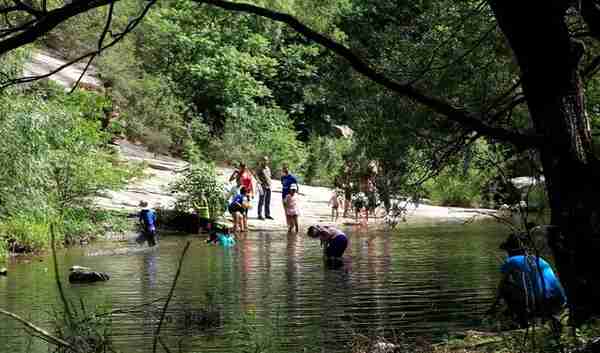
[307,225,349,266]
[138,201,158,246]
[487,232,567,334]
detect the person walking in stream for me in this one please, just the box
[284,184,300,233]
[281,164,299,227]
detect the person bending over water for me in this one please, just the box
[487,232,567,335]
[307,225,348,263]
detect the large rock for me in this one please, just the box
[68,266,110,283]
[331,124,354,138]
[0,267,7,276]
[23,50,102,90]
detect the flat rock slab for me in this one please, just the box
[69,270,110,283]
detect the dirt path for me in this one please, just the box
[95,140,495,233]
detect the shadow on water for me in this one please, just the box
[0,221,508,352]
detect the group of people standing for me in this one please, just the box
[227,157,300,233]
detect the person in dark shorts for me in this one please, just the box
[229,187,249,232]
[138,200,158,246]
[307,225,349,260]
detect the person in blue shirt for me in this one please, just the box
[280,164,298,227]
[488,232,567,333]
[138,200,158,246]
[228,187,250,233]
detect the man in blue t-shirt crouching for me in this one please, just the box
[488,232,567,334]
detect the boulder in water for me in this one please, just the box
[0,267,7,276]
[69,266,110,283]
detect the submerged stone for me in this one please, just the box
[69,266,110,283]
[0,267,7,276]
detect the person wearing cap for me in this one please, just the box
[284,184,300,233]
[256,156,273,220]
[487,232,567,332]
[138,200,158,246]
[281,164,299,226]
[307,225,348,261]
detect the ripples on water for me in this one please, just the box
[0,221,507,353]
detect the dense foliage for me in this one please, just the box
[170,161,227,220]
[0,86,138,259]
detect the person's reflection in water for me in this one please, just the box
[138,250,159,347]
[319,257,353,351]
[143,251,158,289]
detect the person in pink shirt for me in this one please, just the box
[284,184,300,233]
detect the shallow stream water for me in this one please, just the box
[0,221,508,352]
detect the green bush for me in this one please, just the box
[424,166,487,207]
[0,92,135,256]
[213,104,307,173]
[0,211,51,253]
[142,128,174,155]
[303,134,352,186]
[524,183,549,211]
[170,161,227,220]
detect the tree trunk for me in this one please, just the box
[490,0,600,324]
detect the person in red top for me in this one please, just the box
[230,162,255,225]
[230,162,254,197]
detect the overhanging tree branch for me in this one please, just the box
[0,0,157,90]
[69,1,115,93]
[0,0,116,56]
[196,0,542,149]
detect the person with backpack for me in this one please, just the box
[487,232,567,333]
[138,200,158,246]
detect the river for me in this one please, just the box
[0,221,508,352]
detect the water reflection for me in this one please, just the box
[0,222,507,353]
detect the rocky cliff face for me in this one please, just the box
[23,50,101,90]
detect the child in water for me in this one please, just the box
[284,184,300,233]
[328,190,341,222]
[206,223,236,247]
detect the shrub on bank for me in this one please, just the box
[170,161,227,221]
[0,92,137,260]
[424,163,490,208]
[212,104,307,175]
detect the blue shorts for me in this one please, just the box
[325,234,348,258]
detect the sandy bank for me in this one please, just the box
[95,140,496,232]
